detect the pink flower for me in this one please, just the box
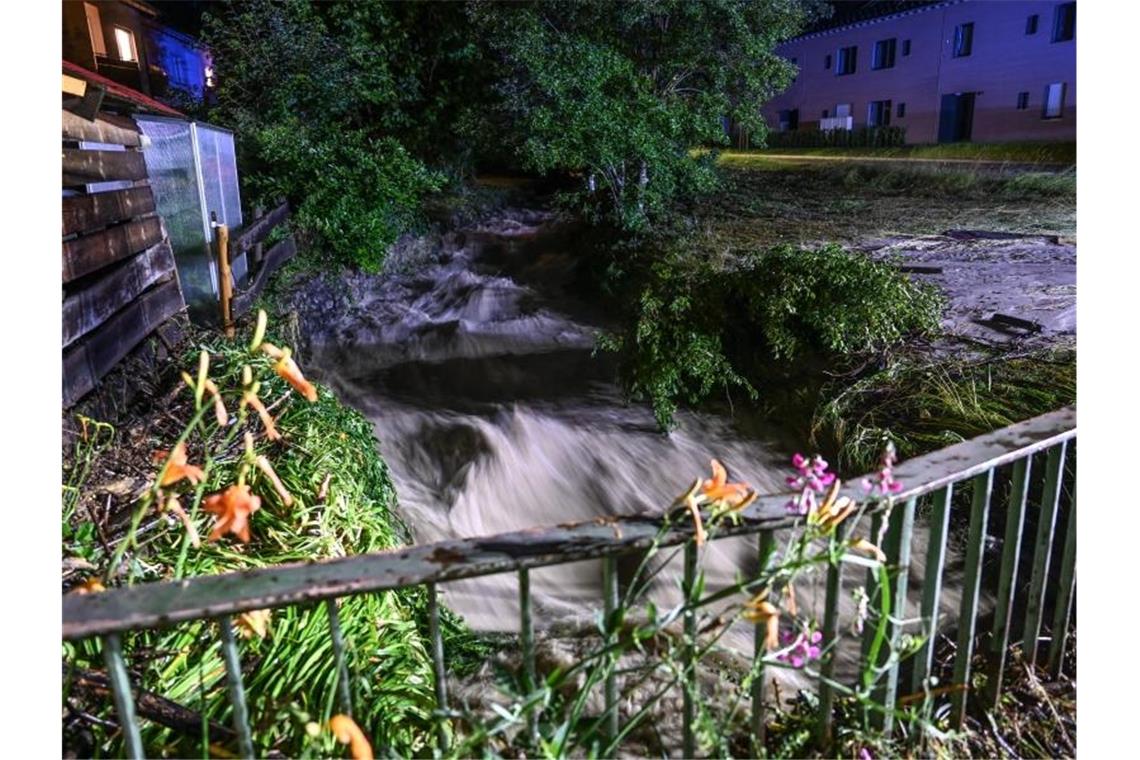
[778,628,824,668]
[785,453,836,514]
[863,443,904,497]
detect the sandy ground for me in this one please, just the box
[856,229,1076,351]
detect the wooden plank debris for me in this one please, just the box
[231,201,289,254]
[62,148,147,186]
[61,109,143,148]
[232,235,297,317]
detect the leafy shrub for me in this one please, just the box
[602,244,943,428]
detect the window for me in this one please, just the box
[1052,3,1075,42]
[872,38,897,70]
[113,27,137,63]
[84,3,106,56]
[867,100,892,127]
[1026,14,1039,34]
[953,23,974,57]
[1017,91,1030,110]
[835,103,852,118]
[836,46,857,75]
[778,109,799,131]
[897,102,907,118]
[824,53,832,70]
[205,66,216,89]
[822,108,830,119]
[902,39,911,56]
[1043,82,1065,118]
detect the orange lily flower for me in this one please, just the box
[70,577,106,595]
[743,595,781,651]
[236,609,271,639]
[701,459,755,510]
[202,484,261,543]
[255,455,293,506]
[164,495,201,548]
[275,355,318,402]
[809,481,857,532]
[240,366,282,442]
[848,537,888,563]
[329,714,373,760]
[156,442,205,487]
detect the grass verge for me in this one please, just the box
[62,325,487,758]
[729,141,1076,165]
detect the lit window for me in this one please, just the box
[953,23,974,58]
[1052,3,1075,42]
[1017,91,1030,110]
[1043,82,1065,119]
[84,3,106,56]
[114,27,137,62]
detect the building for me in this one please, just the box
[761,0,1076,143]
[62,0,213,102]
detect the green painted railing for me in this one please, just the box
[63,406,1076,757]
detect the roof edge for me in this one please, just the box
[783,0,963,44]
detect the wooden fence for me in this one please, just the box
[62,104,186,408]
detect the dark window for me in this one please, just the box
[1043,82,1065,118]
[1026,14,1039,34]
[1052,3,1075,42]
[790,57,797,65]
[872,38,897,70]
[867,99,892,127]
[822,108,829,119]
[836,46,857,75]
[778,109,800,131]
[824,53,832,70]
[1017,91,1029,110]
[897,102,907,118]
[902,39,911,56]
[953,23,974,57]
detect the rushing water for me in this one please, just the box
[303,210,972,680]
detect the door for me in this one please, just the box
[938,92,976,142]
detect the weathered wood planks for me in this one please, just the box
[63,216,163,283]
[62,148,148,186]
[232,235,297,317]
[63,241,176,348]
[62,279,185,408]
[61,109,143,148]
[63,187,155,236]
[231,201,289,254]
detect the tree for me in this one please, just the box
[471,0,820,228]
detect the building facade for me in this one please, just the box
[762,0,1076,143]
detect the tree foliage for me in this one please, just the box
[472,0,818,228]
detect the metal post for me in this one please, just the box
[988,456,1031,704]
[1046,493,1077,678]
[326,598,353,717]
[602,556,620,743]
[218,616,255,759]
[911,485,953,697]
[750,531,776,751]
[951,470,993,727]
[682,541,698,758]
[1022,442,1067,665]
[879,497,917,735]
[427,583,450,753]
[817,522,851,748]
[102,633,144,759]
[519,567,539,744]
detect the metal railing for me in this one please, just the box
[63,406,1076,757]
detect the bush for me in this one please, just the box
[602,244,944,428]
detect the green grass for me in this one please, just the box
[727,141,1076,165]
[63,327,486,758]
[810,349,1077,473]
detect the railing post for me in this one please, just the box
[682,540,698,758]
[1046,493,1077,678]
[519,567,539,745]
[911,485,952,699]
[878,496,917,736]
[950,469,994,728]
[750,531,776,753]
[817,521,853,748]
[217,616,255,759]
[988,456,1032,705]
[427,583,450,753]
[326,598,353,717]
[1022,442,1068,666]
[102,633,144,759]
[602,556,620,743]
